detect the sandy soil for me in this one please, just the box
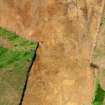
[0,0,105,105]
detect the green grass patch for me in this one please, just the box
[92,81,105,105]
[0,27,36,51]
[0,27,37,71]
[0,27,38,105]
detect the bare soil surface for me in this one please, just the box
[0,0,105,105]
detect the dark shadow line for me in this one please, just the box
[19,43,39,105]
[90,63,99,69]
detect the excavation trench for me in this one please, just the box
[19,43,39,105]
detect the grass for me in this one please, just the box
[0,27,36,51]
[0,27,38,105]
[92,81,105,105]
[94,48,105,59]
[0,46,35,70]
[0,27,37,70]
[92,13,105,105]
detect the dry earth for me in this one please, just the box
[0,0,105,105]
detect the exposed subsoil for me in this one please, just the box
[0,0,105,105]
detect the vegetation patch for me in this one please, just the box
[0,27,37,105]
[92,81,105,105]
[94,48,105,59]
[92,12,105,105]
